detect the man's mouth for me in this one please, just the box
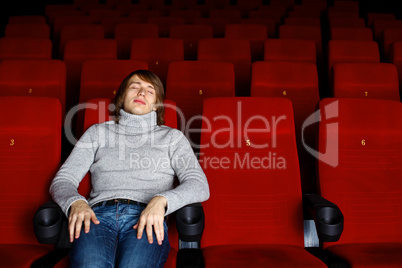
[134,99,146,105]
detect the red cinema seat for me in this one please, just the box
[209,9,242,23]
[130,38,184,87]
[330,27,373,41]
[47,10,84,27]
[169,25,213,60]
[294,4,325,12]
[317,98,402,268]
[147,17,185,37]
[59,24,104,59]
[248,9,286,26]
[101,17,142,38]
[114,23,159,59]
[327,40,380,80]
[297,1,327,10]
[199,97,326,268]
[329,17,366,28]
[0,37,52,61]
[372,19,402,42]
[0,60,66,119]
[203,0,230,9]
[327,8,359,20]
[63,39,117,114]
[251,61,320,193]
[116,3,152,17]
[169,10,202,24]
[193,17,229,38]
[186,3,211,18]
[89,9,120,23]
[198,38,251,97]
[45,3,75,13]
[284,17,321,27]
[8,15,46,24]
[230,0,263,16]
[382,28,402,61]
[366,13,395,27]
[332,63,400,100]
[0,96,61,268]
[239,18,277,38]
[279,25,322,60]
[52,15,92,43]
[288,9,322,19]
[270,0,295,9]
[333,0,359,12]
[165,61,235,147]
[73,0,98,8]
[5,23,50,38]
[388,41,402,99]
[279,25,323,92]
[264,39,316,64]
[76,60,148,136]
[225,24,268,62]
[128,10,161,22]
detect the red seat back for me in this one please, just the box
[0,37,52,61]
[330,27,373,41]
[264,39,316,64]
[200,97,303,247]
[63,39,117,111]
[327,40,380,79]
[251,61,320,193]
[318,98,402,246]
[169,25,213,60]
[5,23,50,38]
[332,63,400,100]
[225,24,267,61]
[0,96,61,244]
[59,24,104,58]
[198,38,251,96]
[114,23,159,59]
[0,60,66,119]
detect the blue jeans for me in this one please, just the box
[69,203,170,268]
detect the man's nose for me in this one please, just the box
[137,88,145,96]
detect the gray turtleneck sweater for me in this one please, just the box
[50,110,210,217]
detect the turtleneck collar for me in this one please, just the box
[118,109,157,130]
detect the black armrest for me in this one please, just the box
[33,201,64,244]
[176,203,205,242]
[304,194,344,242]
[33,200,72,248]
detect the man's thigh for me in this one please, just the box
[116,221,170,268]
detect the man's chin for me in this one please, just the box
[127,108,152,115]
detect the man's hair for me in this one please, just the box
[113,70,165,125]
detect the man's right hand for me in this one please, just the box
[68,200,100,242]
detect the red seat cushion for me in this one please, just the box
[0,244,51,268]
[327,243,402,268]
[203,244,326,267]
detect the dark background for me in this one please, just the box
[1,0,400,36]
[0,0,400,44]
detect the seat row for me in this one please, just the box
[1,37,401,98]
[0,58,400,194]
[1,95,401,267]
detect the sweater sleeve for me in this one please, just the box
[49,125,99,217]
[155,129,210,215]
